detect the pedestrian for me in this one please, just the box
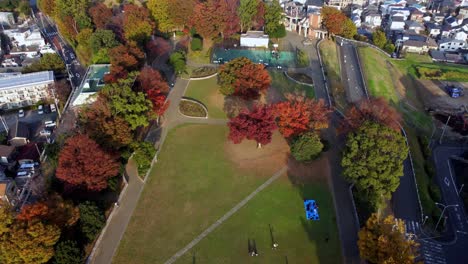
[115,202,120,207]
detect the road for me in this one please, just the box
[433,145,468,263]
[338,41,366,103]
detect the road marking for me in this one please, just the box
[447,160,458,194]
[444,177,450,186]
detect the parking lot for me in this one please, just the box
[1,105,58,142]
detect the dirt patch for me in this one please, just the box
[208,90,225,112]
[416,79,468,109]
[224,131,289,176]
[287,153,330,185]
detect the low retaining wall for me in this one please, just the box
[283,71,314,87]
[179,97,209,119]
[189,72,218,80]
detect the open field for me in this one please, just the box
[319,40,346,110]
[184,77,227,119]
[114,124,340,264]
[269,70,315,99]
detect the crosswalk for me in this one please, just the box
[46,31,58,37]
[405,220,447,264]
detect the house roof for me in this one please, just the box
[404,38,437,47]
[0,71,54,91]
[0,145,15,157]
[16,143,42,162]
[430,50,446,60]
[392,16,405,22]
[8,121,29,140]
[425,22,441,30]
[405,20,423,28]
[439,38,466,44]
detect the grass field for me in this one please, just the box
[114,124,340,264]
[184,77,227,119]
[358,47,399,103]
[269,70,315,98]
[319,40,346,110]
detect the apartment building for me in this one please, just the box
[0,71,55,110]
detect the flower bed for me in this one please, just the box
[179,99,207,118]
[190,66,217,78]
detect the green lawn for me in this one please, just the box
[269,70,315,98]
[114,124,340,264]
[319,40,346,110]
[184,77,227,119]
[358,47,399,103]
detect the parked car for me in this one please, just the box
[18,109,24,117]
[39,129,51,136]
[44,120,56,128]
[50,104,56,112]
[38,105,44,115]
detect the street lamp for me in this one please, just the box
[422,215,429,226]
[434,202,458,231]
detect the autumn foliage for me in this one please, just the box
[228,105,277,147]
[218,57,271,100]
[138,67,170,115]
[342,97,402,133]
[56,134,120,191]
[105,42,145,83]
[274,94,331,138]
[88,3,113,29]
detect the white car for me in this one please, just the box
[70,53,75,59]
[44,120,56,128]
[38,105,44,115]
[50,104,56,112]
[39,129,51,136]
[18,109,24,117]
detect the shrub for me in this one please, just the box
[191,37,202,51]
[53,240,83,264]
[296,49,309,67]
[169,51,187,75]
[384,43,395,54]
[290,132,324,162]
[78,201,105,242]
[132,141,156,177]
[179,100,207,117]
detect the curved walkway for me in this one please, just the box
[90,78,228,264]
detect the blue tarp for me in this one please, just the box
[304,199,319,221]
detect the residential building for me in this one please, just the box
[8,121,30,147]
[438,38,467,51]
[363,5,382,28]
[71,64,110,106]
[4,27,46,48]
[460,7,468,19]
[327,0,365,10]
[388,15,406,31]
[409,8,424,22]
[0,71,55,110]
[0,175,18,205]
[405,20,425,33]
[425,22,442,37]
[402,39,438,53]
[0,145,15,165]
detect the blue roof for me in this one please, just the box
[0,71,54,91]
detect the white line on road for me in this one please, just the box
[163,166,287,264]
[447,160,458,195]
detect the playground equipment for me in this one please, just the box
[304,199,320,221]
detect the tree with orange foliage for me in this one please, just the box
[274,93,331,138]
[105,42,144,83]
[342,97,402,133]
[56,134,120,191]
[89,3,113,29]
[138,67,170,115]
[321,6,346,35]
[122,4,155,45]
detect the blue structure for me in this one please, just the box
[304,200,320,221]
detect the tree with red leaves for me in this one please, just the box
[228,105,277,148]
[342,97,402,132]
[105,42,145,83]
[274,93,331,138]
[219,0,240,39]
[56,134,120,191]
[169,0,196,31]
[219,57,270,100]
[138,67,170,115]
[88,3,113,29]
[253,1,265,30]
[322,6,347,35]
[191,0,220,47]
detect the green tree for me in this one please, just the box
[54,0,92,30]
[358,214,420,264]
[131,141,156,176]
[78,201,105,242]
[53,240,83,264]
[101,74,153,130]
[22,54,65,74]
[169,51,186,75]
[269,24,286,39]
[341,18,357,39]
[89,29,119,53]
[123,4,155,46]
[372,30,387,49]
[148,0,175,32]
[191,37,202,51]
[290,132,324,162]
[341,121,408,208]
[238,0,259,32]
[264,0,284,37]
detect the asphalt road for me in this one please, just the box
[433,145,468,263]
[338,42,365,103]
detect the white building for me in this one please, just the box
[388,15,406,31]
[4,27,46,48]
[240,31,269,48]
[0,12,15,27]
[0,71,55,110]
[72,65,110,106]
[438,39,467,51]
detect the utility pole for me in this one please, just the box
[439,115,451,144]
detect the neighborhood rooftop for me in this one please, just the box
[0,71,54,91]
